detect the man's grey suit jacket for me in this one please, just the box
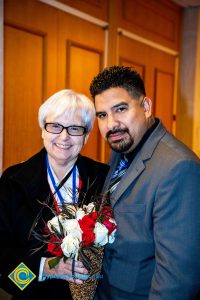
[95,120,200,300]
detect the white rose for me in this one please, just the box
[75,209,86,220]
[94,222,109,246]
[61,219,82,241]
[47,216,61,234]
[84,202,95,213]
[61,235,80,257]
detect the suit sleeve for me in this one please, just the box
[149,159,200,299]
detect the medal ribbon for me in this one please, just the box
[46,155,78,207]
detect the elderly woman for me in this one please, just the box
[0,90,109,299]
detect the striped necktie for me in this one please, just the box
[109,156,128,194]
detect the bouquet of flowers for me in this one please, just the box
[37,196,117,300]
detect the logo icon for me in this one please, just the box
[8,262,36,290]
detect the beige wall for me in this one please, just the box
[193,7,200,156]
[176,6,200,157]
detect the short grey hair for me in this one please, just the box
[38,89,95,133]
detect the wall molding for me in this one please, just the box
[39,0,108,27]
[118,28,179,56]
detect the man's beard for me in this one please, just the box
[106,129,134,153]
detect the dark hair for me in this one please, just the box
[90,66,146,100]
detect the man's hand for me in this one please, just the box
[43,257,89,284]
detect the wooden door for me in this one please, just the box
[4,0,105,169]
[56,10,105,162]
[4,0,57,169]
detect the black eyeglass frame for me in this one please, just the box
[44,123,87,136]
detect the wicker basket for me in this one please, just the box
[69,247,104,300]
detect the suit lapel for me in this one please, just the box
[103,154,121,193]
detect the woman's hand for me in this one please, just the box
[43,257,89,284]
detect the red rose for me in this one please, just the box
[82,231,95,247]
[47,235,63,256]
[103,219,117,234]
[102,205,113,218]
[90,212,98,221]
[78,215,96,247]
[78,215,95,231]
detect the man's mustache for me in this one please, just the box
[106,128,129,139]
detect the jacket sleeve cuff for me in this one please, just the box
[38,257,46,282]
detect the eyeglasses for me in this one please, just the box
[44,123,87,136]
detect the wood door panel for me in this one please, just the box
[4,25,44,169]
[154,70,174,131]
[120,56,174,132]
[56,0,108,21]
[120,57,145,79]
[67,42,103,95]
[67,41,103,161]
[4,0,58,98]
[57,9,105,90]
[122,0,175,41]
[118,0,182,50]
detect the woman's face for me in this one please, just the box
[42,112,87,168]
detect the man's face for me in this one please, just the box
[95,87,152,153]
